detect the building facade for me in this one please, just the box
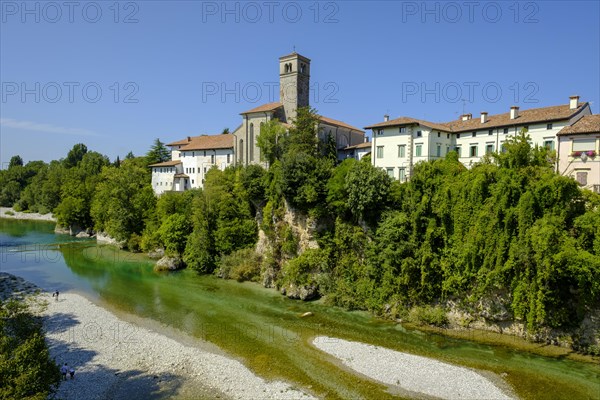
[557,114,600,193]
[150,134,234,195]
[365,96,595,185]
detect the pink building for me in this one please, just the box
[557,115,600,193]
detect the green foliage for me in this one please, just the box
[159,214,192,256]
[91,159,155,242]
[408,305,448,327]
[345,160,392,224]
[64,143,88,168]
[9,155,23,168]
[0,298,61,399]
[256,119,286,165]
[279,248,329,288]
[217,248,262,282]
[146,138,171,165]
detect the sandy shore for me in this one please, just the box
[313,336,514,400]
[0,207,56,222]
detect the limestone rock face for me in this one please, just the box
[281,284,319,301]
[154,256,183,272]
[96,232,124,247]
[148,248,165,259]
[54,225,70,235]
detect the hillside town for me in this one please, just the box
[150,53,600,195]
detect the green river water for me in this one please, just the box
[0,219,598,399]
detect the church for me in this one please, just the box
[150,52,365,194]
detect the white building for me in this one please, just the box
[150,134,234,194]
[365,96,593,182]
[557,114,600,193]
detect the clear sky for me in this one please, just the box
[1,0,599,164]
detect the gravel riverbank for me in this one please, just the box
[0,207,56,222]
[1,273,313,400]
[313,336,515,400]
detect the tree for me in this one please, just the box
[222,128,230,134]
[184,194,215,272]
[114,156,121,167]
[64,143,88,168]
[125,151,135,160]
[159,214,192,256]
[146,139,170,165]
[8,155,23,169]
[345,160,392,225]
[257,119,286,165]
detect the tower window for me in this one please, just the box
[300,63,305,73]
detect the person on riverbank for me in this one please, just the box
[60,363,68,380]
[69,366,75,379]
[53,290,60,301]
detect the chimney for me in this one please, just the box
[510,106,519,120]
[364,136,369,143]
[461,113,472,121]
[384,114,390,122]
[570,95,580,109]
[187,136,191,142]
[480,112,488,124]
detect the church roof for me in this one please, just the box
[344,142,372,150]
[319,116,364,132]
[365,117,449,132]
[240,102,283,115]
[557,114,600,135]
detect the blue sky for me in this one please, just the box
[1,1,599,164]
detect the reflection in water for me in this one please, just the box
[1,218,599,399]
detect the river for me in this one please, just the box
[1,219,598,399]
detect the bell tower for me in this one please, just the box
[279,52,310,122]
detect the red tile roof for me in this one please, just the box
[178,134,234,151]
[365,103,591,133]
[445,103,589,133]
[558,114,600,135]
[319,116,364,132]
[344,142,372,150]
[148,160,182,167]
[240,102,283,115]
[365,117,449,132]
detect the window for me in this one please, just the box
[377,129,384,136]
[455,147,462,157]
[249,123,255,161]
[398,145,406,158]
[204,167,207,173]
[436,144,441,157]
[576,171,588,186]
[227,154,231,163]
[399,168,406,183]
[572,138,595,151]
[386,168,394,178]
[486,144,494,154]
[446,146,450,155]
[472,131,477,137]
[192,152,195,157]
[543,140,554,151]
[437,132,441,138]
[503,128,509,134]
[488,129,494,135]
[457,133,461,139]
[447,133,450,139]
[239,139,244,162]
[211,154,215,164]
[470,145,478,157]
[399,127,406,133]
[415,144,422,157]
[547,123,553,130]
[376,146,384,158]
[501,143,507,153]
[416,131,422,138]
[192,179,194,184]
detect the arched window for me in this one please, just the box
[300,63,305,74]
[249,123,254,162]
[239,139,244,162]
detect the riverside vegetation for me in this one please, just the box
[2,107,599,357]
